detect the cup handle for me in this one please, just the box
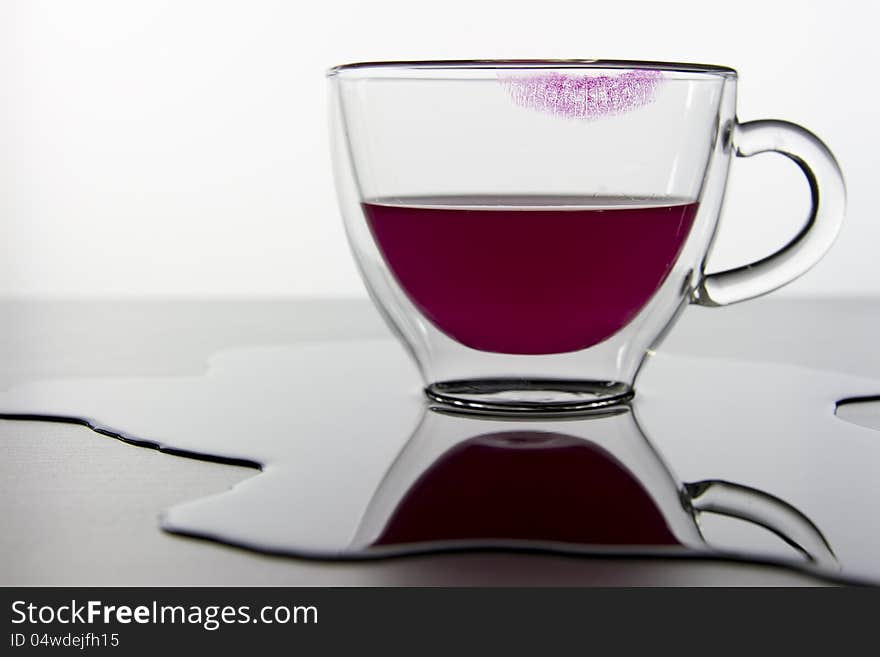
[693,120,846,307]
[684,479,838,569]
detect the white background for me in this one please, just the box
[2,0,876,299]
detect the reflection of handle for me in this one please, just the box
[694,120,846,307]
[684,479,837,569]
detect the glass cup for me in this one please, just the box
[328,60,845,414]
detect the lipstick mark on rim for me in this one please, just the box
[498,70,663,120]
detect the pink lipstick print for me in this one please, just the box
[498,69,663,120]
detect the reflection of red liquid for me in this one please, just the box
[363,197,698,355]
[374,431,678,547]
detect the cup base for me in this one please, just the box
[425,379,634,417]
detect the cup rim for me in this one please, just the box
[327,59,737,78]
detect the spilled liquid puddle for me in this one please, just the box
[1,339,879,582]
[836,397,880,433]
[372,429,680,548]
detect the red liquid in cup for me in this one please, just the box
[363,196,698,355]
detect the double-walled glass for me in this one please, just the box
[329,60,845,414]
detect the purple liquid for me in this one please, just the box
[363,196,698,355]
[374,431,678,547]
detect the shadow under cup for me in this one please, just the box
[329,61,845,414]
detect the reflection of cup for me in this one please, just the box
[353,406,836,568]
[329,60,845,413]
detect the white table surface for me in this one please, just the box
[2,298,876,586]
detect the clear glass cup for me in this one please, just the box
[328,60,846,414]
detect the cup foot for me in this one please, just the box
[425,379,634,417]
